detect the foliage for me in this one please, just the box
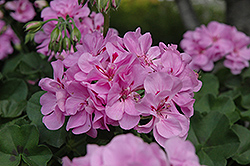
[1,0,250,166]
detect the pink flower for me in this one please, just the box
[0,20,20,60]
[39,60,67,130]
[105,63,146,129]
[38,27,200,142]
[165,137,202,166]
[35,0,104,58]
[158,43,202,117]
[123,27,161,72]
[62,134,168,166]
[41,0,89,21]
[224,27,250,74]
[5,0,36,22]
[181,21,250,74]
[65,81,97,137]
[135,72,190,147]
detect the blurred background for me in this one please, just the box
[109,0,250,46]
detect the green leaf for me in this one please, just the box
[240,110,250,121]
[241,93,250,110]
[223,75,241,89]
[0,100,26,118]
[27,91,67,148]
[0,79,28,118]
[240,78,250,109]
[0,124,52,166]
[219,88,241,100]
[19,62,39,75]
[188,111,240,166]
[19,53,41,75]
[194,73,219,101]
[232,124,250,165]
[0,79,28,102]
[2,55,23,74]
[242,66,250,79]
[194,94,238,124]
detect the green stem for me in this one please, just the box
[43,18,59,25]
[103,10,110,37]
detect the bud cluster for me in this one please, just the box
[25,15,81,56]
[48,16,81,55]
[90,0,121,13]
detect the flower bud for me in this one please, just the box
[70,26,81,43]
[50,27,61,43]
[24,21,43,33]
[34,0,48,9]
[24,31,35,44]
[48,40,54,51]
[111,0,121,9]
[91,0,121,12]
[97,0,110,13]
[53,37,63,54]
[63,36,71,51]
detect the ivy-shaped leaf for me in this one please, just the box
[0,79,28,118]
[240,109,250,121]
[194,73,219,101]
[219,88,241,100]
[194,94,239,124]
[188,111,240,166]
[240,78,250,109]
[27,91,67,148]
[0,124,52,166]
[0,79,28,102]
[2,55,23,74]
[0,100,26,118]
[242,66,250,79]
[232,124,250,165]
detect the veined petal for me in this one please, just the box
[42,106,65,130]
[155,116,182,138]
[105,100,124,120]
[119,113,140,130]
[124,97,140,116]
[40,92,57,115]
[52,60,64,80]
[66,111,88,131]
[139,32,152,54]
[71,116,92,134]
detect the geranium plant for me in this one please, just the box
[1,0,250,166]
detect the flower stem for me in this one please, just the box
[103,10,110,37]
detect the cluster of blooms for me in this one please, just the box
[34,0,104,60]
[39,25,201,146]
[0,20,20,60]
[62,133,203,166]
[4,0,36,22]
[180,21,250,75]
[0,0,47,60]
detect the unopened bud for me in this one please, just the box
[89,0,96,5]
[24,31,35,44]
[70,26,81,43]
[111,0,121,9]
[50,27,61,43]
[24,21,43,33]
[97,0,110,13]
[63,36,71,51]
[34,0,48,9]
[53,38,62,54]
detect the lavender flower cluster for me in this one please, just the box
[180,21,250,74]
